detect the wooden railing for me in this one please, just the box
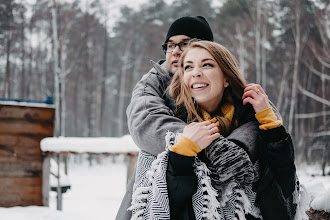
[40,136,139,210]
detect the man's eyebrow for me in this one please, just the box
[168,38,191,43]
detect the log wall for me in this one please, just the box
[0,102,54,207]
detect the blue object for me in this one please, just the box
[0,96,54,105]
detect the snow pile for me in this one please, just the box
[311,190,330,212]
[50,159,71,187]
[40,135,139,153]
[0,206,87,220]
[298,165,330,212]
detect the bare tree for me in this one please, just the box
[52,0,60,137]
[288,0,309,134]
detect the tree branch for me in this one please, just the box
[309,131,330,137]
[295,111,330,118]
[304,60,330,80]
[297,81,330,106]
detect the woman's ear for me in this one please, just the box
[224,80,229,88]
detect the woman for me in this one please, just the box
[129,41,308,220]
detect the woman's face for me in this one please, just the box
[183,47,229,113]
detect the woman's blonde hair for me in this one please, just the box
[169,40,246,135]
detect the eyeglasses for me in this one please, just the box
[162,41,190,53]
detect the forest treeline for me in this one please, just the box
[0,0,329,165]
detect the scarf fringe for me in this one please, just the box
[128,150,168,219]
[195,158,222,220]
[165,131,182,150]
[235,189,252,220]
[293,181,311,220]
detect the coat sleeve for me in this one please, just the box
[166,151,197,219]
[259,125,296,199]
[255,125,297,220]
[126,69,186,156]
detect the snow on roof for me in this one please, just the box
[0,100,54,109]
[40,135,139,154]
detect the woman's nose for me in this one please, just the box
[192,68,202,77]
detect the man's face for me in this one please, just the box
[165,35,191,74]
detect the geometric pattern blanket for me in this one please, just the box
[128,132,261,220]
[128,131,310,220]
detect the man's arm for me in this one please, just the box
[127,63,186,156]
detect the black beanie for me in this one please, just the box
[164,16,214,43]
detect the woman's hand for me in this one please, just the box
[182,121,220,150]
[242,83,270,113]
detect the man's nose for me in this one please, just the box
[172,45,182,56]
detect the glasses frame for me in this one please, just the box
[162,41,190,54]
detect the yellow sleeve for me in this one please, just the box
[170,136,201,156]
[255,107,282,130]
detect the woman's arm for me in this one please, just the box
[166,121,219,219]
[243,83,297,219]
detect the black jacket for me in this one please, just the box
[166,104,297,220]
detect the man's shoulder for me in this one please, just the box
[139,59,172,85]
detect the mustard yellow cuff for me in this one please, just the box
[255,107,282,130]
[170,136,201,156]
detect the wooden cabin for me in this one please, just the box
[0,101,55,207]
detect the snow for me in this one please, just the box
[50,159,71,187]
[0,156,127,220]
[297,163,330,212]
[311,191,330,212]
[1,155,329,219]
[40,135,139,153]
[0,100,54,109]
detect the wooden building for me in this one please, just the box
[0,101,55,207]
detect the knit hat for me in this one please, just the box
[164,16,214,43]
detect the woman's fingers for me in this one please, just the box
[243,83,270,113]
[182,121,220,150]
[242,89,258,100]
[245,83,265,95]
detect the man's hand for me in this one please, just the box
[182,121,220,150]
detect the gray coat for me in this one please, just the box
[115,60,261,220]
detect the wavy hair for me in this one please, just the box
[169,41,246,135]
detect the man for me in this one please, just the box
[115,16,215,220]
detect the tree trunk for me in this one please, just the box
[255,0,261,84]
[261,16,267,90]
[118,39,133,136]
[277,64,289,113]
[3,36,11,98]
[52,0,61,137]
[236,23,246,78]
[288,1,301,134]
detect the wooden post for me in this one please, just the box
[127,153,137,183]
[42,153,51,206]
[57,154,62,210]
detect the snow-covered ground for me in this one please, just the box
[1,156,329,220]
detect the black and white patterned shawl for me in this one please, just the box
[128,132,262,220]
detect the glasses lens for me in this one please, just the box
[166,43,175,52]
[179,42,189,51]
[163,42,189,53]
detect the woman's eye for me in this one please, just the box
[184,65,192,70]
[203,63,213,67]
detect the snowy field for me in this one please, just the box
[0,155,329,220]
